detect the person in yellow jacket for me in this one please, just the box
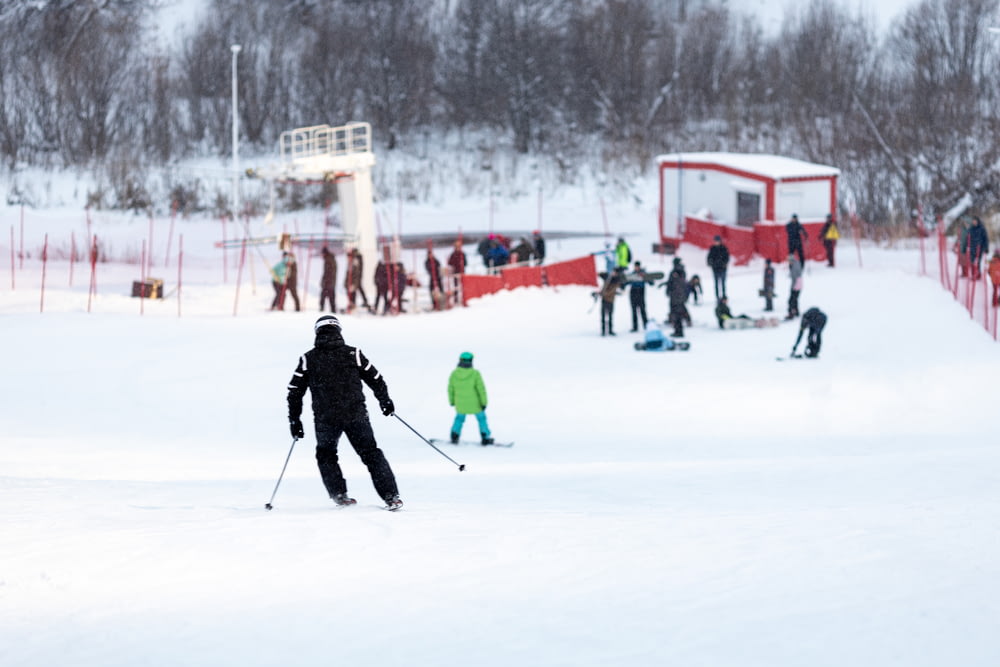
[821,214,840,267]
[448,351,493,445]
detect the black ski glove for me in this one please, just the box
[379,398,395,416]
[290,418,305,439]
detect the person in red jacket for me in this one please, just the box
[988,250,1000,307]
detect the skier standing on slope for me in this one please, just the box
[448,351,494,445]
[286,315,403,510]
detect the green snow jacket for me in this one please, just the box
[448,367,488,414]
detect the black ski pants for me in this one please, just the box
[601,301,615,335]
[711,268,727,300]
[315,416,398,501]
[629,289,647,331]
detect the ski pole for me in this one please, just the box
[265,436,298,510]
[393,413,466,471]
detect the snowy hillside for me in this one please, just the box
[2,188,999,666]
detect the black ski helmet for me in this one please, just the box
[314,315,341,333]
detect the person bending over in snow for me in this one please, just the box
[448,351,494,445]
[286,315,403,510]
[791,307,827,358]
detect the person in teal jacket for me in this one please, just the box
[448,351,493,445]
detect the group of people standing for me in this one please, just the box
[477,230,546,271]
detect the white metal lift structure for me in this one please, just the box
[256,121,379,300]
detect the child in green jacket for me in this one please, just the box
[448,351,493,445]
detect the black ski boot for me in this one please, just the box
[332,493,357,506]
[450,431,459,444]
[384,494,403,511]
[481,435,494,445]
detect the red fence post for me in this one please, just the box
[39,233,48,313]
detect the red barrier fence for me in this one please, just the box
[930,219,997,341]
[461,255,598,305]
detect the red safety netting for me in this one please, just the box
[684,217,829,264]
[460,274,504,303]
[501,265,544,289]
[544,255,598,287]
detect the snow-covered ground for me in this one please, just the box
[2,190,999,666]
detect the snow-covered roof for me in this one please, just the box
[655,152,840,179]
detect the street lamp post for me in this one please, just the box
[231,44,241,220]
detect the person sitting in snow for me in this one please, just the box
[448,351,493,445]
[714,296,752,329]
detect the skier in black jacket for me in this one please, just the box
[287,315,403,510]
[706,235,730,300]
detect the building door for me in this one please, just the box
[737,192,760,227]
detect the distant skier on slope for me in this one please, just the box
[791,307,827,358]
[286,315,403,510]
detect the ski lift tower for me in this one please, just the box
[258,122,378,299]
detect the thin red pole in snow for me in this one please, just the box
[87,235,98,312]
[165,200,177,267]
[69,231,76,287]
[39,233,48,313]
[599,197,610,238]
[952,254,961,298]
[537,186,543,232]
[147,212,155,269]
[221,215,229,284]
[982,270,988,331]
[177,234,184,318]
[233,238,247,317]
[19,204,25,270]
[850,212,863,269]
[139,239,147,316]
[304,239,316,310]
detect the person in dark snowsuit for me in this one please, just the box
[786,214,808,264]
[318,246,337,313]
[286,315,402,510]
[598,267,624,336]
[967,216,990,280]
[425,249,443,309]
[627,261,651,332]
[284,251,301,311]
[762,258,775,312]
[706,235,730,300]
[374,260,390,314]
[662,258,688,337]
[533,230,546,265]
[791,307,827,358]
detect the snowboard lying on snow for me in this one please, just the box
[634,340,690,351]
[722,317,780,330]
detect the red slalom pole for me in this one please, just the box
[233,238,247,317]
[40,233,48,313]
[87,235,98,312]
[177,234,184,318]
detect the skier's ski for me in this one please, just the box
[429,438,514,448]
[776,354,804,361]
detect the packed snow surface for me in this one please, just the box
[2,191,999,666]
